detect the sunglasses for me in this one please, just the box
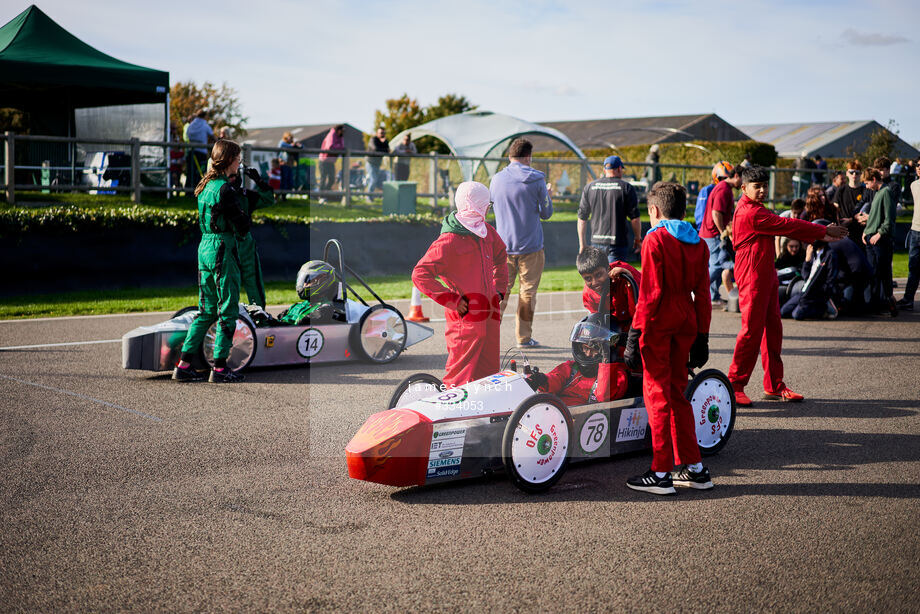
[847,170,859,174]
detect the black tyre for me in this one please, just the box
[685,369,736,455]
[388,373,443,409]
[203,316,257,371]
[351,304,407,364]
[171,305,198,319]
[502,393,573,493]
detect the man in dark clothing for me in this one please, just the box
[577,155,641,263]
[826,171,845,204]
[814,155,828,185]
[781,241,838,320]
[365,127,389,192]
[828,236,873,315]
[834,160,868,245]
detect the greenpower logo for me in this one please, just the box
[707,405,720,423]
[537,434,552,455]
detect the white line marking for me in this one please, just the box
[0,373,163,422]
[0,311,174,324]
[0,339,122,351]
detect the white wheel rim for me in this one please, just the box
[692,376,732,449]
[510,402,569,484]
[394,380,440,407]
[361,308,406,361]
[204,320,255,369]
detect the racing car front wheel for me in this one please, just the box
[685,369,736,456]
[351,304,407,364]
[171,305,198,319]
[388,373,443,409]
[203,317,257,372]
[502,394,573,493]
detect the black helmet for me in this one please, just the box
[570,313,623,367]
[296,260,337,301]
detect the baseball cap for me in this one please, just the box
[603,155,625,169]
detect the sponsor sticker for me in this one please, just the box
[579,411,609,454]
[427,426,466,478]
[297,329,324,358]
[615,407,648,442]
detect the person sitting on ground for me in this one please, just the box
[576,246,641,328]
[277,260,340,325]
[526,313,629,406]
[775,237,805,270]
[780,234,840,320]
[828,234,874,316]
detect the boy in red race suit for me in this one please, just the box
[412,181,509,388]
[623,182,712,495]
[577,246,641,328]
[728,166,847,406]
[526,313,629,406]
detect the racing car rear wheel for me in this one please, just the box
[388,373,443,409]
[685,369,736,456]
[351,304,407,364]
[203,317,257,371]
[502,394,573,493]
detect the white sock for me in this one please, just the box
[688,463,703,473]
[655,471,668,479]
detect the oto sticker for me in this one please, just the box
[428,427,466,478]
[579,411,609,454]
[615,407,648,442]
[297,329,324,358]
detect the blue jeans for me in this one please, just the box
[365,161,383,192]
[592,243,634,263]
[905,229,920,302]
[704,236,734,300]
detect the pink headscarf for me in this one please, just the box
[454,181,490,238]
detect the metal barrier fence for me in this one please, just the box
[2,131,847,208]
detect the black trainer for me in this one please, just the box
[209,368,244,383]
[896,298,913,311]
[172,365,204,382]
[626,470,676,495]
[671,465,714,490]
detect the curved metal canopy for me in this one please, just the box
[390,111,594,181]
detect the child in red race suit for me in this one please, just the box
[412,181,509,388]
[728,166,847,406]
[526,313,630,406]
[623,182,712,495]
[577,246,641,328]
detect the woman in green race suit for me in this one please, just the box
[173,139,254,383]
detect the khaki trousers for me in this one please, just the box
[501,250,545,344]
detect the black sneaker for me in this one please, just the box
[896,298,914,311]
[671,465,714,490]
[209,368,244,383]
[172,365,204,382]
[626,470,676,495]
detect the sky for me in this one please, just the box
[5,0,920,146]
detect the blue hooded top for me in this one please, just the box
[648,219,701,244]
[489,162,553,255]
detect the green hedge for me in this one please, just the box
[0,205,441,238]
[534,140,778,167]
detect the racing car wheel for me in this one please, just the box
[171,305,199,319]
[502,394,574,493]
[388,373,443,409]
[202,312,257,372]
[685,369,736,455]
[351,304,407,364]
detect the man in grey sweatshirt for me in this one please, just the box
[490,138,553,348]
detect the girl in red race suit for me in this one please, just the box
[623,182,712,495]
[727,166,847,406]
[412,181,509,388]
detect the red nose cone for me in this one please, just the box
[346,409,432,487]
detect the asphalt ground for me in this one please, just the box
[1,290,918,612]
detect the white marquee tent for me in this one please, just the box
[390,110,594,181]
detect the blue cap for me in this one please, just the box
[603,155,625,169]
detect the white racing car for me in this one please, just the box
[346,350,736,493]
[122,239,433,373]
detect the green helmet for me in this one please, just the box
[296,260,337,301]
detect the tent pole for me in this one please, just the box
[165,93,171,200]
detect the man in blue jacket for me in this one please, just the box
[490,138,553,348]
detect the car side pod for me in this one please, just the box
[345,409,433,487]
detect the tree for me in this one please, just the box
[848,119,899,168]
[372,93,477,153]
[170,81,248,137]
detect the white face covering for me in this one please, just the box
[454,181,491,238]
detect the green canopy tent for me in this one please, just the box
[0,4,169,136]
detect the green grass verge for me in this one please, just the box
[1,253,911,320]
